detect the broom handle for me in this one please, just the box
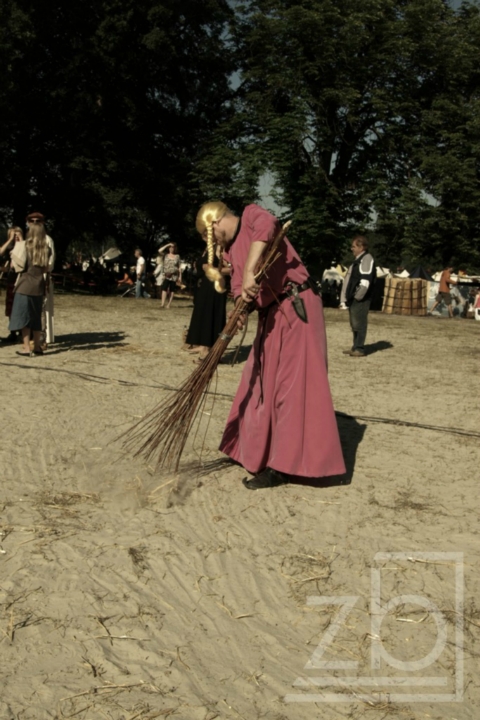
[255,219,291,283]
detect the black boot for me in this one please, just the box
[242,467,289,490]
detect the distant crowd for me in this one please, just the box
[55,244,192,301]
[2,210,480,362]
[0,213,200,353]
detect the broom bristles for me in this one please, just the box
[121,220,292,471]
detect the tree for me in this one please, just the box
[231,0,480,271]
[0,0,237,260]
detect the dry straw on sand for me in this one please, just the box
[121,221,291,471]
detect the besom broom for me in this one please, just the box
[121,220,292,471]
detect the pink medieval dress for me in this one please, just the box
[220,204,346,478]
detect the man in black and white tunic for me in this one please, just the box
[341,235,376,357]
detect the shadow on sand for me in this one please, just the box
[186,412,366,490]
[365,340,393,355]
[290,413,366,488]
[221,344,253,365]
[47,331,128,354]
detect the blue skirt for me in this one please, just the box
[9,293,43,332]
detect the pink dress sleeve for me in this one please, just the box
[227,204,307,303]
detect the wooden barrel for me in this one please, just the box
[399,280,411,315]
[382,277,396,313]
[411,279,427,315]
[382,278,428,315]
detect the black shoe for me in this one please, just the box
[242,468,289,490]
[2,332,19,344]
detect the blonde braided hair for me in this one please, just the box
[195,201,227,293]
[26,223,49,267]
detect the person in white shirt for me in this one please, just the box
[340,235,376,357]
[134,248,150,298]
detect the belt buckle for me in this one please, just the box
[285,282,297,298]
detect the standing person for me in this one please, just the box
[0,226,20,257]
[153,256,164,298]
[153,242,174,299]
[153,249,165,299]
[160,242,181,308]
[134,248,150,298]
[25,212,55,345]
[429,265,457,318]
[184,245,228,359]
[9,224,51,356]
[195,202,346,490]
[341,235,376,357]
[0,227,24,343]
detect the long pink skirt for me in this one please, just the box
[220,289,346,477]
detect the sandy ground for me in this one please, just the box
[0,291,478,720]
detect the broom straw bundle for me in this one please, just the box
[122,220,291,471]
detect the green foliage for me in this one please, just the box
[231,0,480,271]
[0,0,238,259]
[1,0,479,273]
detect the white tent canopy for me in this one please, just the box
[101,247,122,261]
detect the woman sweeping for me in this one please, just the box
[10,224,51,357]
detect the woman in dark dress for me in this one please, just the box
[185,247,229,358]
